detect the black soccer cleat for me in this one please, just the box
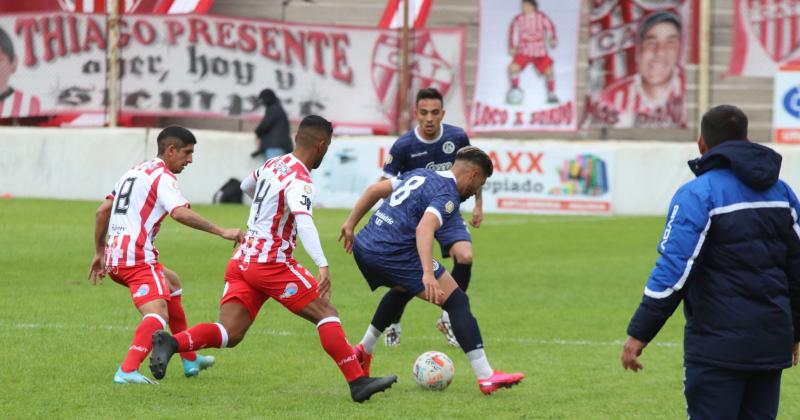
[349,374,398,403]
[149,330,178,380]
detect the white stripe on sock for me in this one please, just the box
[361,324,382,355]
[215,322,229,348]
[316,317,341,328]
[143,313,167,329]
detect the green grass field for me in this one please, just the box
[1,198,799,419]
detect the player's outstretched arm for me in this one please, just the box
[171,206,244,242]
[471,189,484,228]
[88,198,113,285]
[416,212,444,304]
[339,179,395,253]
[295,213,331,300]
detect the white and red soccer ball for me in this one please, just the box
[412,351,455,390]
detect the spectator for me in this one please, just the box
[252,89,292,160]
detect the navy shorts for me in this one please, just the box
[352,240,446,295]
[435,211,471,257]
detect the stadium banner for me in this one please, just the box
[470,0,581,133]
[581,0,690,129]
[313,138,613,215]
[0,13,468,128]
[728,0,800,77]
[772,65,800,143]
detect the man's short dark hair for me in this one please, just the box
[701,105,748,149]
[638,11,682,43]
[295,115,333,147]
[523,0,538,7]
[456,146,494,177]
[416,87,443,106]
[0,27,14,62]
[157,125,196,155]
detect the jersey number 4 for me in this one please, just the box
[253,179,271,215]
[389,176,425,206]
[113,177,136,214]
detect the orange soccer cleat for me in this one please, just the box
[477,370,524,395]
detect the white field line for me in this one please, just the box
[2,321,677,348]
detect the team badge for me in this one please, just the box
[385,154,394,165]
[280,283,299,299]
[442,141,455,154]
[133,284,150,298]
[304,184,312,194]
[433,260,440,271]
[445,201,455,214]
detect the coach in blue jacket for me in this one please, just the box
[621,105,800,419]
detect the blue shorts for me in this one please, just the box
[435,211,471,257]
[352,240,446,295]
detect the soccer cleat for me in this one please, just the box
[113,367,159,384]
[182,354,216,378]
[436,317,459,347]
[353,343,373,376]
[349,375,398,403]
[150,330,179,380]
[477,370,524,395]
[383,324,401,347]
[547,93,559,104]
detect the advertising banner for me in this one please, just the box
[728,0,800,77]
[773,65,800,143]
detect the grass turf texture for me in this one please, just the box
[1,198,799,419]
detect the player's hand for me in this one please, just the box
[550,39,557,49]
[220,228,244,243]
[421,272,444,305]
[793,342,799,367]
[338,223,355,254]
[470,207,483,228]
[318,266,331,301]
[620,336,647,372]
[88,254,106,285]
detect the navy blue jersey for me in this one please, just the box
[382,124,470,177]
[356,169,461,255]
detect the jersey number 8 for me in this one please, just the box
[389,176,426,207]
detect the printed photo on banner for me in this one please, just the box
[471,0,581,133]
[728,0,800,77]
[0,24,42,118]
[582,0,689,129]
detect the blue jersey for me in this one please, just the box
[356,169,461,255]
[382,124,470,177]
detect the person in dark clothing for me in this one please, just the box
[252,89,293,160]
[621,105,800,420]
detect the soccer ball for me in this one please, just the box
[506,88,524,105]
[412,351,455,390]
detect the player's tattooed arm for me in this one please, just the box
[471,189,484,228]
[88,198,113,285]
[171,206,244,242]
[339,179,395,253]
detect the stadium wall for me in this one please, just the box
[3,128,800,216]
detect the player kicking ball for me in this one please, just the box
[89,126,243,384]
[340,146,524,395]
[149,116,397,403]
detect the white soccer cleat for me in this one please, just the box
[436,316,459,347]
[383,323,401,347]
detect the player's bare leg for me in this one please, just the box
[417,272,524,395]
[162,268,215,376]
[114,299,169,384]
[150,302,251,380]
[298,298,397,403]
[544,66,558,103]
[506,62,524,104]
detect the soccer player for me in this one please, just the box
[341,146,525,395]
[149,116,398,403]
[507,0,558,105]
[0,27,40,117]
[88,126,244,384]
[601,11,684,128]
[380,87,481,348]
[621,105,800,418]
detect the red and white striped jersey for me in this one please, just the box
[234,154,315,265]
[104,158,190,268]
[600,70,685,128]
[509,11,557,58]
[0,89,41,118]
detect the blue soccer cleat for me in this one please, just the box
[182,354,215,378]
[113,367,158,384]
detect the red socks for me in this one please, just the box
[121,314,165,373]
[167,291,196,361]
[547,79,555,93]
[511,76,520,89]
[317,317,364,382]
[174,323,226,352]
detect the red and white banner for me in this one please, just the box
[378,0,433,29]
[0,13,467,128]
[582,0,689,129]
[470,0,581,133]
[728,0,800,77]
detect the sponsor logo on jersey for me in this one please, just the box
[133,284,150,298]
[433,259,440,271]
[411,151,428,158]
[300,195,312,211]
[445,201,455,214]
[375,210,395,225]
[425,161,453,171]
[442,141,455,154]
[280,282,299,299]
[385,154,394,165]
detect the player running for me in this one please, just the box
[380,87,481,348]
[340,146,524,395]
[507,0,558,105]
[88,126,243,384]
[149,116,397,403]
